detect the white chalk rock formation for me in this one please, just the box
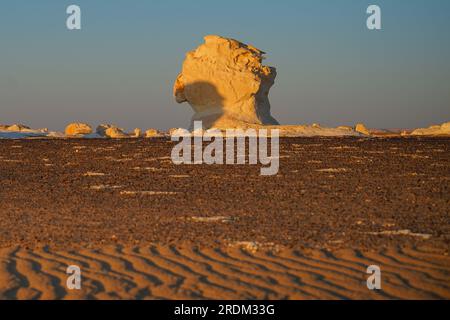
[271,125,364,137]
[133,128,142,138]
[5,124,31,131]
[106,127,128,138]
[169,128,188,137]
[411,122,450,136]
[0,124,59,139]
[145,129,162,138]
[96,124,128,138]
[337,126,354,131]
[174,35,279,129]
[65,123,93,136]
[355,123,370,135]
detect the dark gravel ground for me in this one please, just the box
[0,137,448,251]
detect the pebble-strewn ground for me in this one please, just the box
[0,137,448,299]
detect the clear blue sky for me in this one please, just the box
[1,0,449,130]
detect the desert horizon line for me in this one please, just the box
[1,119,450,139]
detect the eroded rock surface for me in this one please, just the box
[96,124,128,138]
[355,123,370,135]
[174,35,279,129]
[65,123,93,136]
[145,129,162,138]
[411,122,450,136]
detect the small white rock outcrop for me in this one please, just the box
[410,122,450,136]
[65,123,93,136]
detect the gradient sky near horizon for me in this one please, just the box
[1,0,449,131]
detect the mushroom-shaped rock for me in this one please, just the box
[65,123,93,136]
[174,35,279,129]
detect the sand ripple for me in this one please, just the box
[0,246,448,300]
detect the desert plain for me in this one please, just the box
[0,136,449,300]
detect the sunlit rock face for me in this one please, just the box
[96,124,128,138]
[174,35,279,129]
[410,121,450,136]
[355,123,370,136]
[65,123,93,136]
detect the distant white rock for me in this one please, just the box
[442,122,450,132]
[132,128,142,138]
[65,123,93,136]
[145,129,163,138]
[0,123,60,139]
[96,124,114,136]
[106,127,129,138]
[337,126,354,131]
[96,124,129,138]
[46,131,67,138]
[276,125,363,137]
[169,124,362,137]
[410,121,450,136]
[6,124,31,131]
[355,123,370,135]
[169,128,190,137]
